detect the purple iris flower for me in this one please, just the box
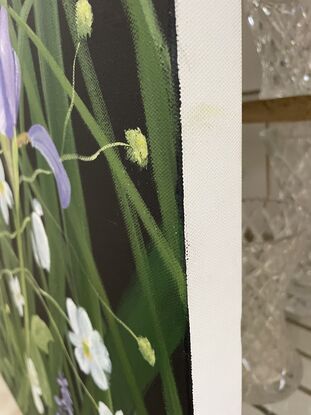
[0,7,71,209]
[28,125,71,209]
[0,7,20,139]
[54,374,74,415]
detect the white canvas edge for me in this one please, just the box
[175,1,242,414]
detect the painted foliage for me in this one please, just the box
[0,1,191,414]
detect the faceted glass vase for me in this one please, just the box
[244,0,311,99]
[265,129,311,316]
[242,199,303,404]
[245,0,311,317]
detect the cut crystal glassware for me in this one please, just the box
[245,0,311,318]
[244,0,311,99]
[265,131,311,316]
[242,198,304,404]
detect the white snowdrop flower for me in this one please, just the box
[0,159,13,225]
[66,298,112,391]
[8,273,24,317]
[32,198,44,216]
[26,357,44,414]
[31,199,50,272]
[98,401,123,415]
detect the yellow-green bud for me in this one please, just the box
[125,128,148,168]
[76,0,93,40]
[137,336,156,367]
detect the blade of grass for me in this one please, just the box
[120,196,183,414]
[121,0,182,255]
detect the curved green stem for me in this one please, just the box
[23,269,99,412]
[0,216,30,240]
[20,169,52,184]
[11,136,31,353]
[61,142,130,162]
[61,41,81,154]
[89,281,141,345]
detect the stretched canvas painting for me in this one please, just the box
[0,0,192,414]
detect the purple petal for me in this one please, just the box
[28,125,71,209]
[13,51,21,118]
[0,7,21,138]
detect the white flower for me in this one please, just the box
[98,401,123,415]
[66,298,112,390]
[0,159,13,225]
[26,357,44,414]
[8,273,24,317]
[32,198,43,216]
[31,199,50,272]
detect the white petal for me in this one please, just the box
[90,361,109,391]
[91,331,112,374]
[66,298,79,334]
[31,232,41,269]
[0,159,4,181]
[31,212,50,271]
[32,385,44,414]
[12,276,22,296]
[16,299,24,317]
[8,276,24,317]
[98,401,113,415]
[115,411,124,415]
[4,182,13,208]
[32,198,43,216]
[74,347,91,374]
[0,194,9,224]
[77,307,93,338]
[26,358,40,389]
[8,275,17,294]
[68,331,81,348]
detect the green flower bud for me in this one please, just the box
[137,336,156,367]
[125,128,148,168]
[76,0,93,40]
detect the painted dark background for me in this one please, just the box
[58,1,192,413]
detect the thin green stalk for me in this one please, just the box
[23,270,99,412]
[0,282,15,363]
[61,41,81,154]
[0,216,30,240]
[20,169,52,184]
[121,197,183,414]
[29,271,114,414]
[11,137,31,353]
[93,288,138,342]
[121,0,181,254]
[61,142,130,162]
